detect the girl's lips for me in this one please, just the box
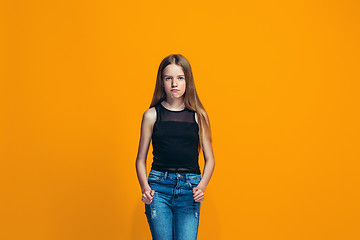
[171,89,179,91]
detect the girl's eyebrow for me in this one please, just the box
[163,75,185,77]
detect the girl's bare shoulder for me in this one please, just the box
[143,106,157,125]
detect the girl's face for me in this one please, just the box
[162,64,186,100]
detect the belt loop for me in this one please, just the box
[185,173,189,180]
[164,171,168,180]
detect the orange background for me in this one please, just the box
[1,0,359,239]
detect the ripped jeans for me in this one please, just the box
[145,169,202,240]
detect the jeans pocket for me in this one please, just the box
[187,177,201,188]
[148,173,165,183]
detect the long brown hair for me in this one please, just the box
[149,54,212,151]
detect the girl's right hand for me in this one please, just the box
[142,189,155,204]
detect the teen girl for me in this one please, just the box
[135,54,215,240]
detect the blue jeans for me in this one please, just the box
[145,169,202,240]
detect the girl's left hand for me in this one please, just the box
[192,187,205,202]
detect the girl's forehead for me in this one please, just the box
[163,64,184,74]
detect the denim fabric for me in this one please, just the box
[145,169,202,240]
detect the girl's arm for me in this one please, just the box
[135,107,156,194]
[196,113,215,193]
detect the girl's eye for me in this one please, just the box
[164,77,184,80]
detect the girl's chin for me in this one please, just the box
[168,95,184,99]
[169,92,183,96]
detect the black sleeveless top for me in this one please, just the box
[150,101,201,174]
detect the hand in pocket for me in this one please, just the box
[142,189,155,204]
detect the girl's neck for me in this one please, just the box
[162,98,185,110]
